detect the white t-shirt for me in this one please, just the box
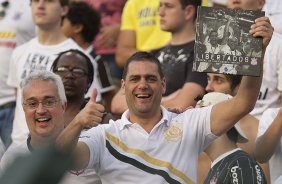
[263,0,282,34]
[7,38,102,146]
[0,0,35,106]
[251,33,282,119]
[79,106,216,184]
[0,139,101,184]
[257,108,282,183]
[274,175,282,184]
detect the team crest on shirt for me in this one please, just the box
[164,121,183,141]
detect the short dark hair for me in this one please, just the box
[225,75,242,92]
[122,51,164,80]
[179,0,202,20]
[65,1,101,43]
[51,49,94,90]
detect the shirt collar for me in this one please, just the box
[85,45,94,54]
[119,106,172,131]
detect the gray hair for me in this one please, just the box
[20,70,67,104]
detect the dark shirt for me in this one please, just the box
[152,41,207,96]
[204,149,267,184]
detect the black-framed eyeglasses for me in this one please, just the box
[54,67,88,78]
[23,98,60,109]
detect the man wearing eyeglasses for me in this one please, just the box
[51,49,113,126]
[0,70,103,184]
[51,49,107,184]
[0,70,67,173]
[6,0,101,148]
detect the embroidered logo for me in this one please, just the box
[164,121,183,141]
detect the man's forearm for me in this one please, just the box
[255,112,282,163]
[56,120,83,154]
[116,47,138,68]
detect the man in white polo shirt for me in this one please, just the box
[57,18,272,183]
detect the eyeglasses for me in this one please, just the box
[54,67,88,78]
[23,98,60,109]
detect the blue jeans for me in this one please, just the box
[0,102,15,148]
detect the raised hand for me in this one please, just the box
[249,16,273,50]
[73,89,105,129]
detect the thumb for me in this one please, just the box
[90,88,98,103]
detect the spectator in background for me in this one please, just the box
[85,0,126,86]
[227,0,282,120]
[111,0,206,115]
[51,49,96,126]
[197,92,266,184]
[51,50,105,184]
[115,0,171,69]
[0,0,35,153]
[61,1,115,112]
[7,0,82,146]
[255,107,282,183]
[263,0,282,34]
[51,49,115,125]
[197,73,268,183]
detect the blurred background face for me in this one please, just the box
[31,0,67,28]
[206,73,233,94]
[159,0,187,33]
[54,53,90,100]
[227,0,264,10]
[61,17,76,38]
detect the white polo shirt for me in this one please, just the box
[79,106,216,184]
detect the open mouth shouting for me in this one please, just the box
[35,116,51,127]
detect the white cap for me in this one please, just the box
[196,92,248,143]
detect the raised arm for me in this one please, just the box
[115,30,138,68]
[255,108,282,163]
[56,89,105,170]
[210,16,273,136]
[161,82,205,109]
[110,88,128,115]
[220,15,232,45]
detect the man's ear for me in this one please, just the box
[62,101,67,112]
[73,24,83,34]
[121,79,126,94]
[61,6,69,17]
[258,0,265,10]
[232,85,240,96]
[184,5,196,21]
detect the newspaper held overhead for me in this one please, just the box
[193,6,265,76]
